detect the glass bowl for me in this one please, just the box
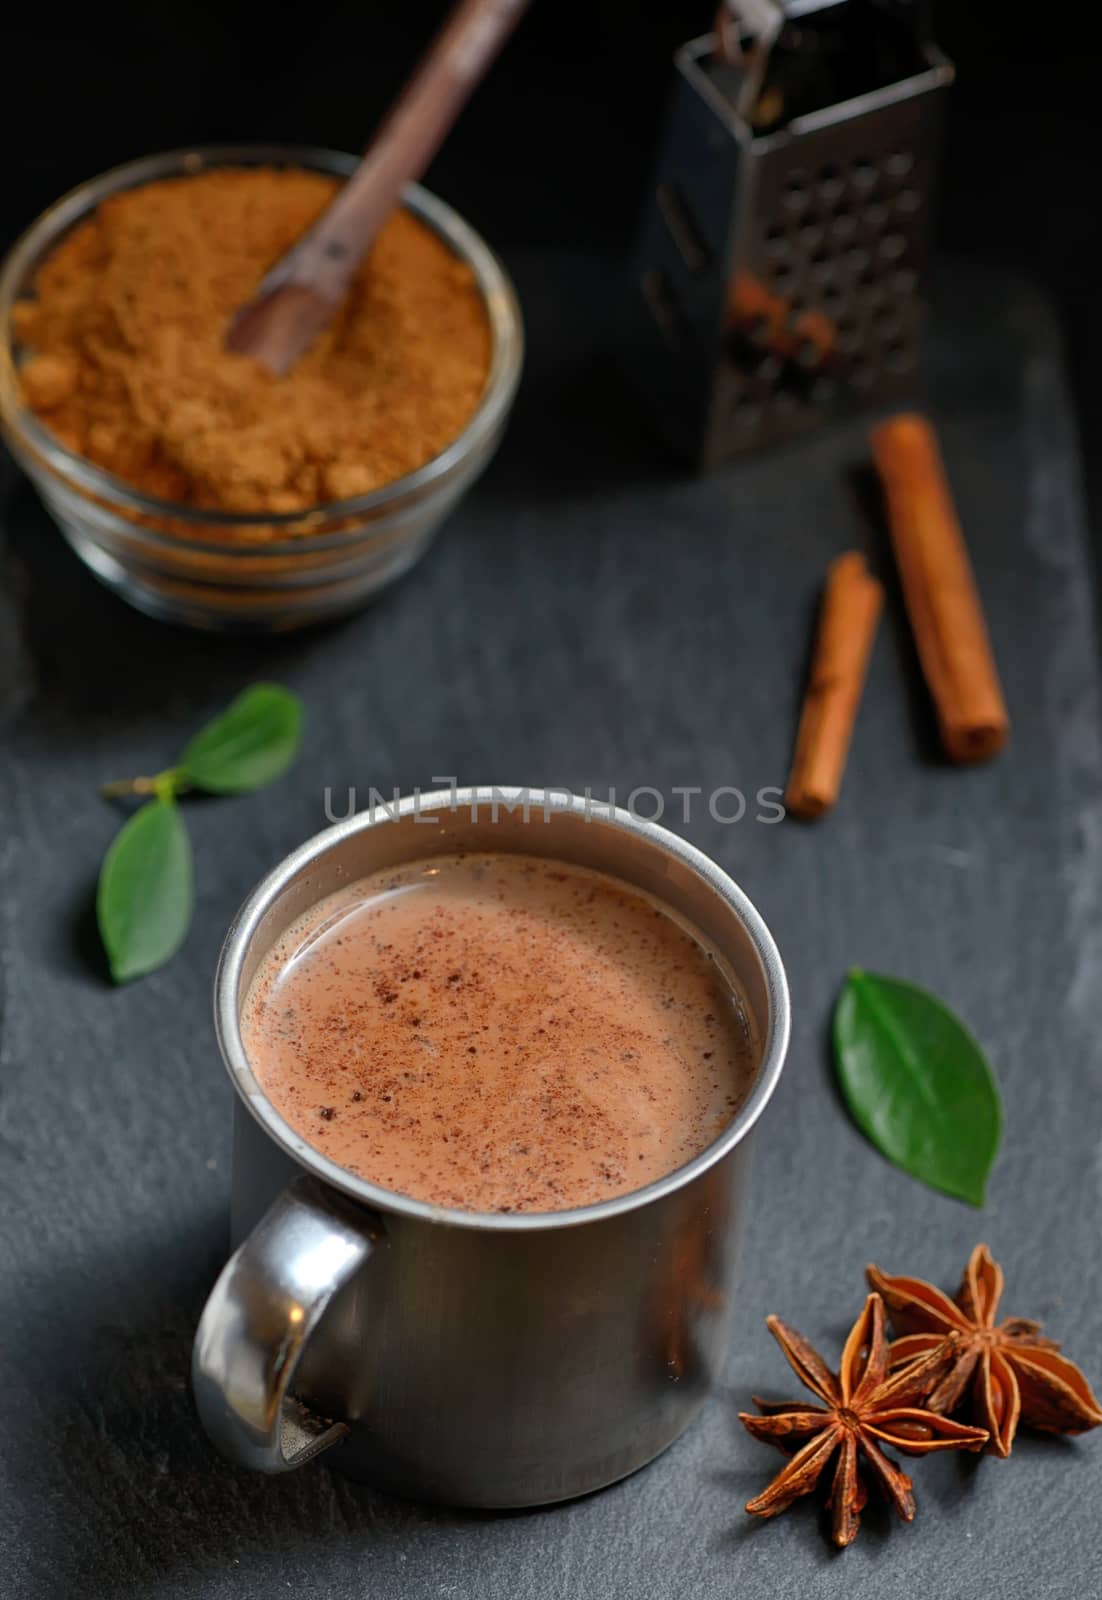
[0,145,523,633]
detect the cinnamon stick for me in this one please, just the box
[870,413,1009,763]
[786,552,883,820]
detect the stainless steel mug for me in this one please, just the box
[192,787,789,1507]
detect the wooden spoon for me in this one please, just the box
[227,0,529,375]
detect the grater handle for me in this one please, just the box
[714,0,938,124]
[712,0,786,119]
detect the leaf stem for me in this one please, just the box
[100,767,187,800]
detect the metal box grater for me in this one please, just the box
[620,3,954,468]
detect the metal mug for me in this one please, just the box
[192,787,790,1507]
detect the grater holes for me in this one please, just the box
[850,157,877,195]
[783,170,811,214]
[874,310,903,343]
[656,180,712,274]
[752,145,926,431]
[747,146,928,417]
[835,318,862,356]
[884,150,915,179]
[817,163,845,206]
[857,267,883,307]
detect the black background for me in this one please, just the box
[4,3,1096,544]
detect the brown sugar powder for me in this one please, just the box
[15,168,492,516]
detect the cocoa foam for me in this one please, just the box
[242,852,756,1213]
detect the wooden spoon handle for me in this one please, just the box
[263,0,528,309]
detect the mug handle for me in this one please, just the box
[192,1176,378,1472]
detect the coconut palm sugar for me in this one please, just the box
[15,168,492,517]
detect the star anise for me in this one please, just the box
[868,1243,1102,1458]
[739,1292,988,1547]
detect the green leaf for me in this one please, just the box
[97,797,193,983]
[178,683,303,794]
[833,969,1002,1207]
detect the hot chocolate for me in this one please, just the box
[241,851,756,1213]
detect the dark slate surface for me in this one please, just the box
[2,257,1100,1599]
